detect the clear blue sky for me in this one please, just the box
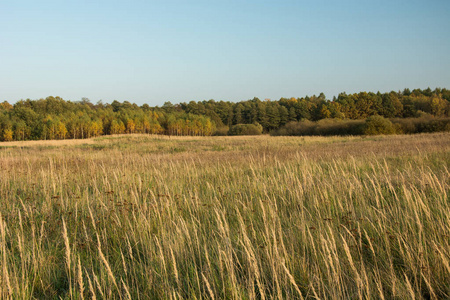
[1,0,449,105]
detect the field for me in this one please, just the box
[1,133,449,299]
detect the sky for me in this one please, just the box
[1,0,449,106]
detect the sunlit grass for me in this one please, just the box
[0,132,449,299]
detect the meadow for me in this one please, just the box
[0,133,449,299]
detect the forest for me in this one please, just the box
[1,87,449,141]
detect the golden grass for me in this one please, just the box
[0,138,96,147]
[0,132,449,299]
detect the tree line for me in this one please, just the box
[0,98,214,141]
[1,87,449,141]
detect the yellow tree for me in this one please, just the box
[118,120,126,134]
[0,101,13,111]
[142,118,151,133]
[203,118,214,136]
[430,96,447,117]
[134,117,144,133]
[56,121,68,139]
[319,104,332,119]
[91,120,103,137]
[3,129,13,141]
[43,116,57,140]
[126,119,136,134]
[110,120,121,134]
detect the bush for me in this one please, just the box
[363,115,395,135]
[228,123,263,135]
[391,118,416,134]
[212,126,229,136]
[391,117,450,134]
[271,119,364,136]
[314,119,365,136]
[271,116,450,137]
[274,120,315,136]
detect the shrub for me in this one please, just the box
[391,117,450,134]
[270,120,315,136]
[228,123,263,135]
[272,116,450,137]
[314,119,365,136]
[271,119,364,136]
[391,118,416,134]
[363,115,395,135]
[212,126,229,136]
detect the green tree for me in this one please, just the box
[288,107,297,121]
[234,104,244,124]
[265,104,280,130]
[363,115,395,135]
[319,104,332,119]
[279,105,289,126]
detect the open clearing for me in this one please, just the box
[1,133,449,299]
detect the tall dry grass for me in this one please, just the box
[0,132,449,299]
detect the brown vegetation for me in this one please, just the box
[0,133,449,299]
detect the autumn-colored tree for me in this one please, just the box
[56,121,68,139]
[3,129,13,141]
[1,89,448,141]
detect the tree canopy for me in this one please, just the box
[1,88,449,141]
